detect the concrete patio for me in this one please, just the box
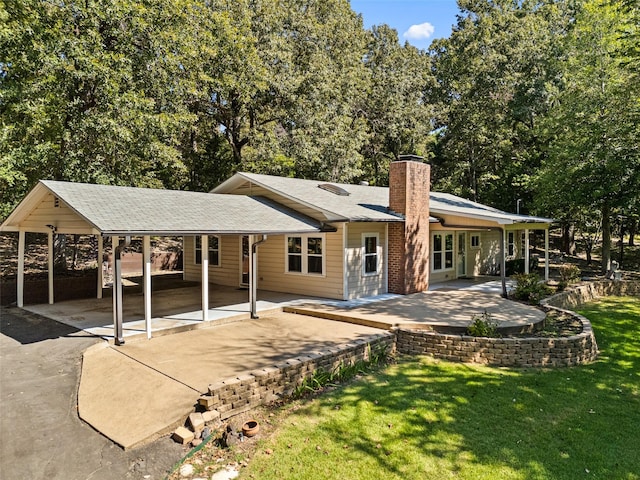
[19,276,546,450]
[22,276,531,342]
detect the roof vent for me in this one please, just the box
[318,183,350,196]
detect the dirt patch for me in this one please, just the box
[508,310,583,338]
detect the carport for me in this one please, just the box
[0,180,324,344]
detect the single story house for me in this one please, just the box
[0,156,552,344]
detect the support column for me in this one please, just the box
[111,236,118,328]
[48,231,54,304]
[524,229,530,274]
[342,224,349,300]
[112,236,127,346]
[201,235,209,322]
[544,228,550,282]
[143,235,152,339]
[17,230,25,308]
[97,235,103,299]
[500,228,507,298]
[249,235,267,319]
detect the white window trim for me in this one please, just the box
[362,232,381,277]
[194,235,222,267]
[471,234,481,249]
[284,233,326,276]
[431,232,455,273]
[507,231,515,257]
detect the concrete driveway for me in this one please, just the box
[78,312,385,449]
[0,307,185,480]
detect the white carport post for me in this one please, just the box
[111,236,118,322]
[524,228,530,274]
[97,235,103,299]
[249,235,267,319]
[544,228,550,282]
[48,230,54,304]
[201,235,209,322]
[17,230,25,308]
[143,235,152,339]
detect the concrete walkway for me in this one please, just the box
[78,313,383,449]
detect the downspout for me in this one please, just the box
[431,217,508,298]
[114,235,131,345]
[250,235,268,319]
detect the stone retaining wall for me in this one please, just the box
[201,333,395,420]
[395,326,598,367]
[540,280,640,310]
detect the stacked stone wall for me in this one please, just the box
[201,333,395,420]
[541,280,640,310]
[395,326,598,367]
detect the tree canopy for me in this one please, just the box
[1,0,638,270]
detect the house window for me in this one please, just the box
[471,234,480,248]
[432,233,454,271]
[362,233,379,275]
[286,235,324,275]
[507,232,515,257]
[195,236,221,267]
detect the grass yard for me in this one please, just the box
[239,297,640,480]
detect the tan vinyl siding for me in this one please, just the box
[184,227,345,299]
[183,235,241,286]
[345,223,387,299]
[477,230,502,275]
[19,193,95,234]
[255,226,344,299]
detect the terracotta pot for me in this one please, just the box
[242,420,260,437]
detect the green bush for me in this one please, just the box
[466,310,501,337]
[513,273,552,304]
[558,263,581,285]
[505,257,540,276]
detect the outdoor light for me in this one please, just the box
[45,224,57,234]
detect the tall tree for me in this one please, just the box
[428,0,573,212]
[536,0,640,272]
[0,0,193,218]
[359,25,435,185]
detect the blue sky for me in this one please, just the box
[350,0,461,49]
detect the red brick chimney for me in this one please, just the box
[387,155,430,294]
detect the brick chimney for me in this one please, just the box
[387,155,430,294]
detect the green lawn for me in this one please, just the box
[240,297,640,480]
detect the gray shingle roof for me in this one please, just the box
[214,172,552,225]
[213,172,405,222]
[429,192,553,225]
[38,180,323,235]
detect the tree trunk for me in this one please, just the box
[561,222,575,255]
[629,218,636,246]
[54,234,68,273]
[601,202,611,273]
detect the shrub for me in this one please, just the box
[513,273,552,304]
[467,310,501,337]
[558,264,581,285]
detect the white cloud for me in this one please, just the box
[403,22,435,40]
